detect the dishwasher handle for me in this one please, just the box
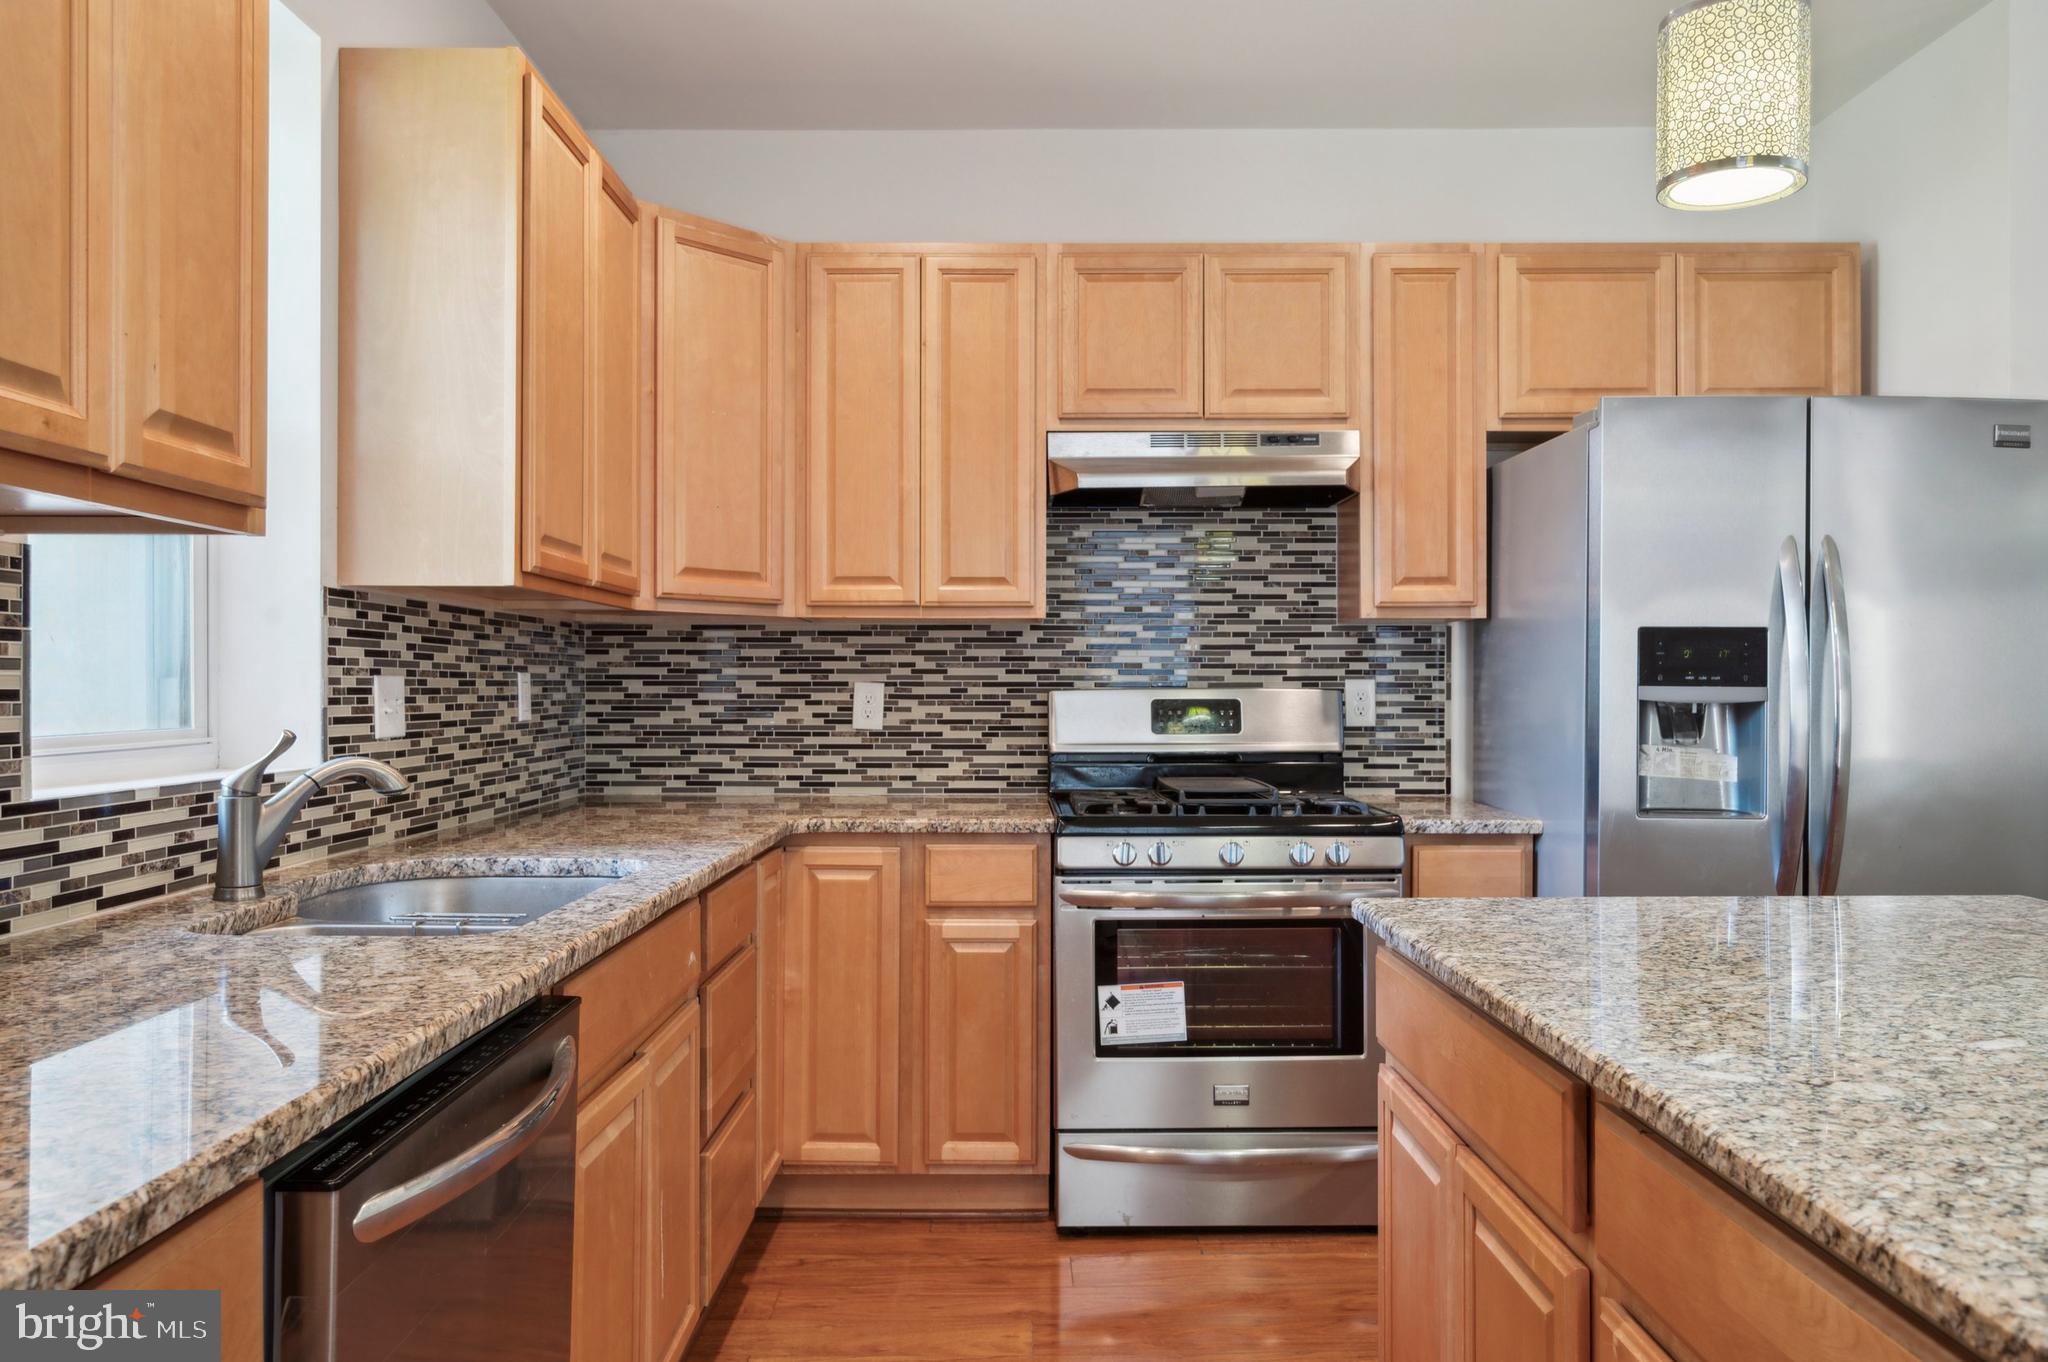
[1064,1140,1379,1168]
[352,1034,578,1244]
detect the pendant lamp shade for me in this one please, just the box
[1656,0,1812,210]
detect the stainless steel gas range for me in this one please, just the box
[1050,686,1402,1230]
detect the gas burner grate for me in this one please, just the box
[1063,792,1377,821]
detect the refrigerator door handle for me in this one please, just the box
[1812,536,1853,893]
[1767,537,1810,894]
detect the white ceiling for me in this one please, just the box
[484,0,1990,131]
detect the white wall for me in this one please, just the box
[595,126,1818,244]
[2009,0,2048,397]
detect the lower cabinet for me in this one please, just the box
[922,914,1038,1166]
[1378,1068,1457,1362]
[1455,1146,1589,1361]
[86,1182,265,1362]
[1595,1301,1676,1362]
[756,850,785,1193]
[645,1007,706,1362]
[703,1087,761,1298]
[1406,834,1535,898]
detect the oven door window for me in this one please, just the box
[1093,917,1363,1057]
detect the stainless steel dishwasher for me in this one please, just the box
[270,997,579,1361]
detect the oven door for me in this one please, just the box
[1054,877,1392,1132]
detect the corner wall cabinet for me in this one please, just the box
[337,48,643,608]
[0,0,267,533]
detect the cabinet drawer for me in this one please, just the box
[703,941,759,1134]
[705,861,758,969]
[557,899,703,1095]
[1407,836,1533,897]
[1597,1300,1676,1362]
[1375,947,1588,1231]
[702,1088,760,1299]
[1594,1106,1968,1362]
[923,841,1039,907]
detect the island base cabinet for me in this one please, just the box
[1378,1068,1457,1362]
[1596,1301,1676,1362]
[1454,1146,1589,1362]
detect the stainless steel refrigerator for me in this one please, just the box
[1475,396,2048,898]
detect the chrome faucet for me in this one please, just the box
[214,730,409,901]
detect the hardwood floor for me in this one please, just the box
[686,1217,1379,1360]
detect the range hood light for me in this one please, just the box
[1655,0,1811,211]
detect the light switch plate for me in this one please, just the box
[1345,678,1377,729]
[372,673,407,740]
[852,679,886,732]
[516,671,532,723]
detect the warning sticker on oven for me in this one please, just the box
[1097,981,1188,1045]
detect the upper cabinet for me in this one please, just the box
[1490,243,1862,433]
[0,0,266,533]
[801,246,1043,619]
[337,49,643,607]
[1051,246,1356,422]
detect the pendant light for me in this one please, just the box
[1655,0,1812,210]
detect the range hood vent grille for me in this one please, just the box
[1147,431,1264,450]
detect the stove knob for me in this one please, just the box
[1218,841,1247,868]
[1147,840,1174,867]
[1110,840,1139,867]
[1325,842,1353,867]
[1288,841,1317,867]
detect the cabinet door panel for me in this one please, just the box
[573,1057,649,1362]
[1371,251,1482,611]
[804,254,918,605]
[923,916,1036,1166]
[1056,252,1201,417]
[0,0,111,467]
[703,942,759,1136]
[1455,1146,1589,1362]
[657,219,786,604]
[1596,1300,1677,1362]
[1380,1068,1458,1362]
[783,846,901,1166]
[643,1006,702,1362]
[110,0,265,502]
[921,254,1038,607]
[1408,837,1534,898]
[590,164,642,595]
[521,74,595,585]
[757,851,785,1194]
[1204,252,1349,419]
[702,1088,760,1300]
[1496,250,1674,423]
[1678,250,1860,397]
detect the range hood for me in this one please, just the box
[1047,430,1360,509]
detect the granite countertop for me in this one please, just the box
[0,797,1051,1293]
[1370,796,1541,836]
[1357,894,2048,1362]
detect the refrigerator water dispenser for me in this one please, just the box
[1636,627,1768,816]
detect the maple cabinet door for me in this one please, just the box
[1495,249,1674,425]
[1204,252,1350,419]
[0,0,111,468]
[782,846,903,1166]
[1454,1147,1590,1362]
[589,165,643,596]
[643,1006,703,1362]
[1677,249,1860,397]
[656,218,787,605]
[109,0,266,503]
[923,915,1037,1166]
[804,255,919,606]
[573,1057,650,1362]
[1379,1068,1459,1362]
[520,74,596,585]
[1056,252,1202,417]
[921,254,1038,608]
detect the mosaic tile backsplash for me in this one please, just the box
[0,507,1447,932]
[583,508,1448,798]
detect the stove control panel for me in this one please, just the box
[1057,835,1404,874]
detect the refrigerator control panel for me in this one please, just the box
[1638,627,1767,688]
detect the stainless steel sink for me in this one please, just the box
[246,875,619,936]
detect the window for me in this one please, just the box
[27,536,217,790]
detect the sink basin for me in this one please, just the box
[246,875,619,936]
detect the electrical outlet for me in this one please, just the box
[852,679,886,732]
[1344,678,1377,729]
[372,673,407,740]
[516,671,532,722]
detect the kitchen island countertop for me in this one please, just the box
[0,797,1051,1293]
[1355,893,2048,1362]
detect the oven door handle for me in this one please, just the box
[1055,890,1384,913]
[1064,1140,1380,1168]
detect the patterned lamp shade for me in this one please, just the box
[1656,0,1812,210]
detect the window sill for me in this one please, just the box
[29,768,234,803]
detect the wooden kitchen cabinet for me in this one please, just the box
[654,213,791,610]
[644,1005,705,1362]
[1677,248,1861,397]
[1596,1301,1677,1362]
[0,0,266,533]
[1056,252,1203,417]
[1494,248,1676,427]
[1454,1146,1590,1362]
[922,915,1038,1166]
[1406,834,1535,898]
[757,850,785,1193]
[574,1053,652,1362]
[703,941,759,1135]
[87,1182,264,1362]
[1205,252,1350,419]
[1342,248,1483,620]
[782,845,904,1166]
[338,48,641,607]
[702,1088,761,1299]
[1379,1068,1458,1362]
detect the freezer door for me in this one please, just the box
[1590,397,1810,896]
[1808,397,2048,896]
